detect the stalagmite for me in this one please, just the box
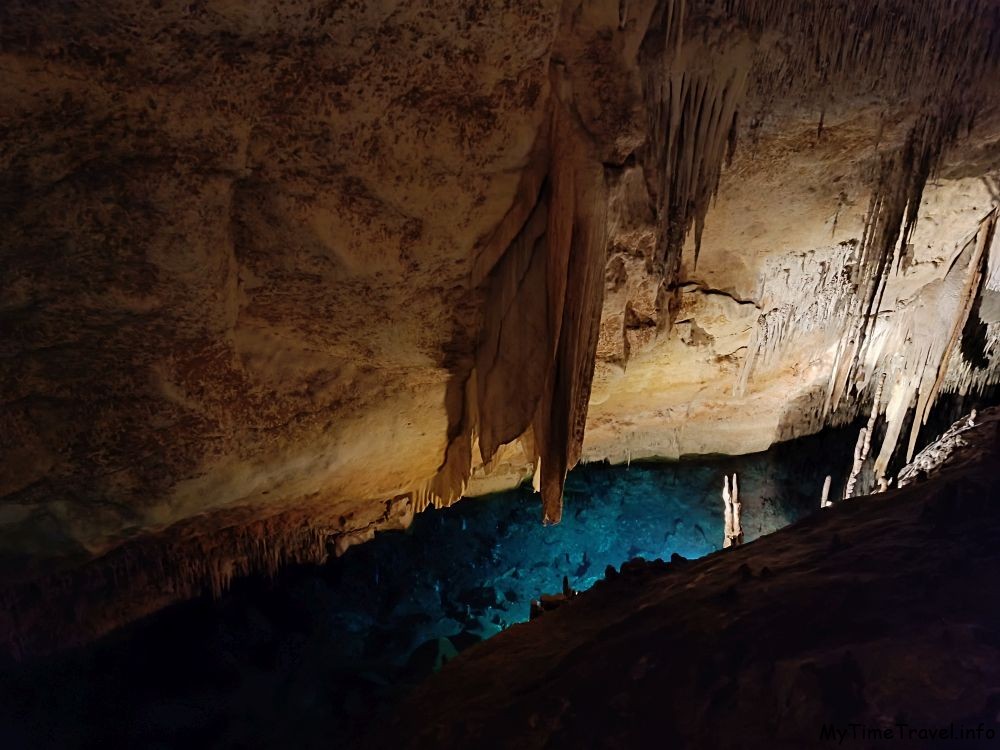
[821,475,832,508]
[722,475,734,548]
[723,473,743,548]
[731,473,744,547]
[844,372,887,498]
[844,428,867,501]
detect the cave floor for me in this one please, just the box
[373,422,1000,749]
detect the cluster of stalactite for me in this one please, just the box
[639,0,1000,311]
[690,0,1000,493]
[865,208,998,487]
[734,246,857,400]
[728,0,1000,99]
[943,240,1000,396]
[639,2,752,277]
[0,495,415,656]
[824,109,983,412]
[418,0,1000,523]
[740,202,997,496]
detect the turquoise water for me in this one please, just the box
[330,455,823,654]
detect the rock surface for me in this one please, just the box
[1,0,1000,649]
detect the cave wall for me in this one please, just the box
[585,111,1000,464]
[1,0,999,652]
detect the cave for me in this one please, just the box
[2,1,1000,748]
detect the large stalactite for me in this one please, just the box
[419,11,629,524]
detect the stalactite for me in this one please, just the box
[940,214,1000,396]
[417,0,1000,522]
[904,214,995,459]
[821,475,832,508]
[641,4,754,283]
[0,495,416,656]
[421,92,612,523]
[941,220,1000,396]
[530,107,610,524]
[866,208,998,483]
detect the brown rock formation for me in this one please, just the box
[1,0,999,652]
